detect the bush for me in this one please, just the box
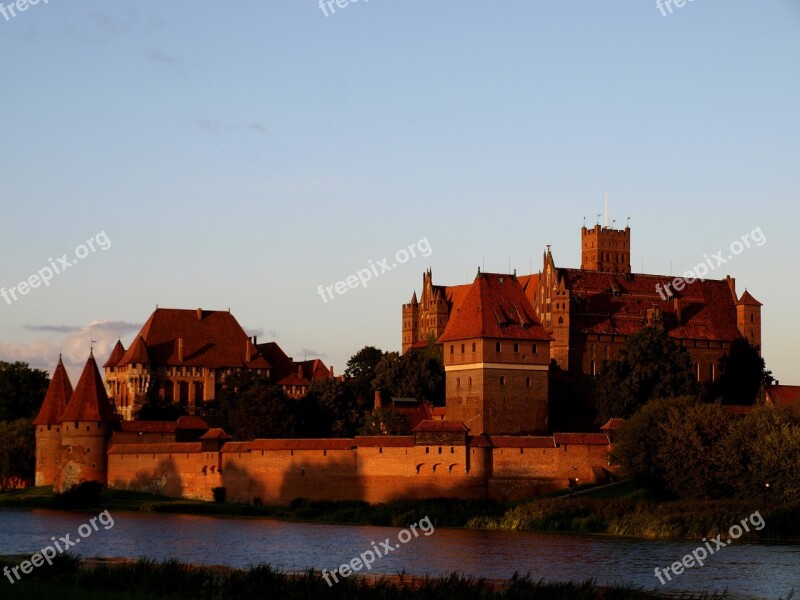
[49,481,103,509]
[212,486,226,503]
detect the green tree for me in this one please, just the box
[610,396,694,492]
[718,406,800,502]
[344,346,386,404]
[360,408,412,436]
[0,361,50,422]
[213,371,296,439]
[710,338,773,405]
[372,343,445,405]
[595,327,697,422]
[0,419,35,490]
[657,402,730,499]
[305,378,363,437]
[138,396,188,421]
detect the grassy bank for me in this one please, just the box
[0,554,725,600]
[3,484,799,541]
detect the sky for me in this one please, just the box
[0,1,798,385]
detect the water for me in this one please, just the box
[0,509,797,598]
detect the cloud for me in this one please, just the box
[25,324,82,333]
[146,48,182,65]
[0,320,141,381]
[297,347,327,359]
[193,119,269,136]
[91,13,132,35]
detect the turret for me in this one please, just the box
[737,290,762,350]
[56,352,118,492]
[33,356,73,487]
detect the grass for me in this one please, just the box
[0,554,731,600]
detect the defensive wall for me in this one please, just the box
[107,432,612,504]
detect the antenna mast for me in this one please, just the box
[604,192,609,228]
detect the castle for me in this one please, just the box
[33,220,763,503]
[403,223,761,384]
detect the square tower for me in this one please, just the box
[581,224,631,273]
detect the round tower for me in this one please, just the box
[56,351,118,492]
[33,356,73,487]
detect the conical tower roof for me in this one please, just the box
[103,340,126,368]
[60,353,117,423]
[33,356,73,426]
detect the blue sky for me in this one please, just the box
[0,1,798,384]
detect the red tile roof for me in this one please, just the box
[120,421,176,433]
[61,354,117,423]
[103,340,126,368]
[738,290,762,306]
[354,436,415,447]
[199,428,232,440]
[561,270,743,341]
[389,399,434,430]
[246,439,356,451]
[490,436,556,448]
[413,420,469,433]
[439,273,552,343]
[34,357,73,426]
[108,442,202,454]
[175,416,210,430]
[117,309,270,369]
[553,433,610,446]
[600,418,625,431]
[766,385,800,407]
[257,342,294,379]
[467,434,494,448]
[518,273,541,305]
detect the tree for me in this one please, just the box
[657,403,730,499]
[710,338,773,405]
[717,406,800,502]
[0,419,35,490]
[0,361,50,422]
[213,371,296,439]
[305,378,363,438]
[611,396,694,493]
[361,408,412,436]
[137,396,188,421]
[372,343,444,405]
[344,346,386,404]
[595,327,697,422]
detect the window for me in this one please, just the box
[472,342,476,352]
[450,345,454,355]
[461,344,465,353]
[456,377,461,390]
[496,342,501,352]
[425,447,430,454]
[513,343,519,353]
[526,377,531,386]
[500,376,505,386]
[532,344,537,354]
[468,377,472,388]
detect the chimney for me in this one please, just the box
[246,341,252,363]
[329,365,334,378]
[196,308,203,321]
[297,364,303,379]
[374,390,382,410]
[673,296,682,324]
[178,338,184,362]
[253,335,257,345]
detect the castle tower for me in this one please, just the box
[401,291,419,353]
[439,271,553,435]
[56,352,118,492]
[33,356,73,487]
[737,290,762,350]
[581,224,631,273]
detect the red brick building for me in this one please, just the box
[403,223,762,385]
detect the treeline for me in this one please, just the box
[0,361,49,490]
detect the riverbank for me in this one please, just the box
[0,554,724,600]
[3,484,799,541]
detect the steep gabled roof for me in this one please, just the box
[117,308,270,369]
[61,353,117,423]
[103,340,126,368]
[562,270,743,341]
[33,357,73,426]
[439,272,552,342]
[257,341,294,380]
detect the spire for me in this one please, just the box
[103,339,126,368]
[60,353,117,423]
[410,290,418,305]
[33,356,73,426]
[738,290,763,306]
[117,334,151,366]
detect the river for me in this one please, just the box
[0,510,797,598]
